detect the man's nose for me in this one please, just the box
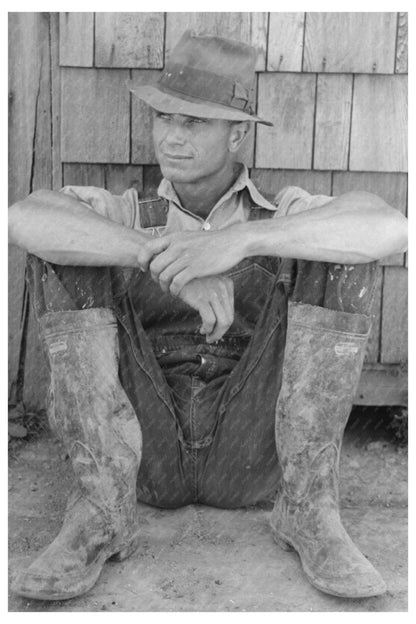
[164,123,186,145]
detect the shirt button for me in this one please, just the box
[202,222,211,231]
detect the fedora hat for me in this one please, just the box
[130,30,273,126]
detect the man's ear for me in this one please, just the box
[228,121,251,153]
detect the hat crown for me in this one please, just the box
[168,30,257,92]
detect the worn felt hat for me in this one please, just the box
[130,30,273,126]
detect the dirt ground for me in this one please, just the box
[8,413,407,612]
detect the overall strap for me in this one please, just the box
[137,197,169,228]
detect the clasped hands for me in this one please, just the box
[137,228,246,343]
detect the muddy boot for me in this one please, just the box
[11,308,142,601]
[270,302,386,598]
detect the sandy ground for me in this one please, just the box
[8,421,407,612]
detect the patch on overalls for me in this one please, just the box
[334,342,359,356]
[49,341,67,355]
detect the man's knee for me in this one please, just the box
[26,254,115,318]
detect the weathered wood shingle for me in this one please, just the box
[61,68,130,163]
[95,13,164,68]
[256,73,316,169]
[350,75,407,172]
[303,13,397,73]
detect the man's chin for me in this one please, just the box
[159,163,197,184]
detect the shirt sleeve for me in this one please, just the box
[60,185,140,229]
[273,186,333,218]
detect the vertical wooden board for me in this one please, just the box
[314,74,352,171]
[364,268,382,364]
[22,303,50,412]
[350,75,407,173]
[332,171,407,266]
[59,12,94,67]
[303,12,397,73]
[256,73,315,169]
[250,169,331,198]
[63,164,106,187]
[61,68,130,163]
[267,12,305,72]
[8,13,53,404]
[95,13,164,68]
[381,267,408,363]
[51,13,63,190]
[105,165,144,195]
[131,70,162,164]
[395,13,408,73]
[165,13,268,70]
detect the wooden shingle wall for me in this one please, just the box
[8,12,408,409]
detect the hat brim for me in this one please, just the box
[130,84,273,127]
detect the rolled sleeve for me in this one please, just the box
[60,185,140,229]
[274,186,333,218]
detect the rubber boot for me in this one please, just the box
[11,308,142,601]
[270,302,386,598]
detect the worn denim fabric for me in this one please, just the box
[27,254,378,509]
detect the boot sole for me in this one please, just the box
[271,528,386,599]
[12,533,141,601]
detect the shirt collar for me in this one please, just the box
[157,165,275,214]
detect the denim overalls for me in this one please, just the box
[26,186,378,509]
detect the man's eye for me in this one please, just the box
[156,112,172,121]
[187,118,205,125]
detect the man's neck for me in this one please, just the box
[172,162,242,220]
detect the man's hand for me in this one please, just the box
[178,275,234,343]
[138,228,247,295]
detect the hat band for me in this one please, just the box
[158,62,254,114]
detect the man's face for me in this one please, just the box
[152,111,235,185]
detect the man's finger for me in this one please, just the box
[198,303,216,336]
[157,258,187,292]
[137,237,170,271]
[170,268,195,296]
[206,297,232,344]
[149,250,180,284]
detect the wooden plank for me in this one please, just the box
[381,267,408,364]
[256,73,315,169]
[23,300,50,412]
[8,13,53,405]
[355,366,407,406]
[63,164,106,187]
[395,12,408,74]
[61,68,130,163]
[350,75,407,173]
[165,12,268,71]
[51,13,62,190]
[105,165,144,195]
[364,269,382,364]
[267,12,305,72]
[95,13,164,68]
[303,12,397,74]
[59,12,94,67]
[131,70,162,165]
[314,74,352,171]
[250,169,331,198]
[332,172,407,266]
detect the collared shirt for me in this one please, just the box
[61,165,332,235]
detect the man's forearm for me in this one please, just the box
[8,190,150,267]
[242,192,408,264]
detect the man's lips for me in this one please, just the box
[162,153,193,160]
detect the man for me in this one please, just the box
[9,31,407,601]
